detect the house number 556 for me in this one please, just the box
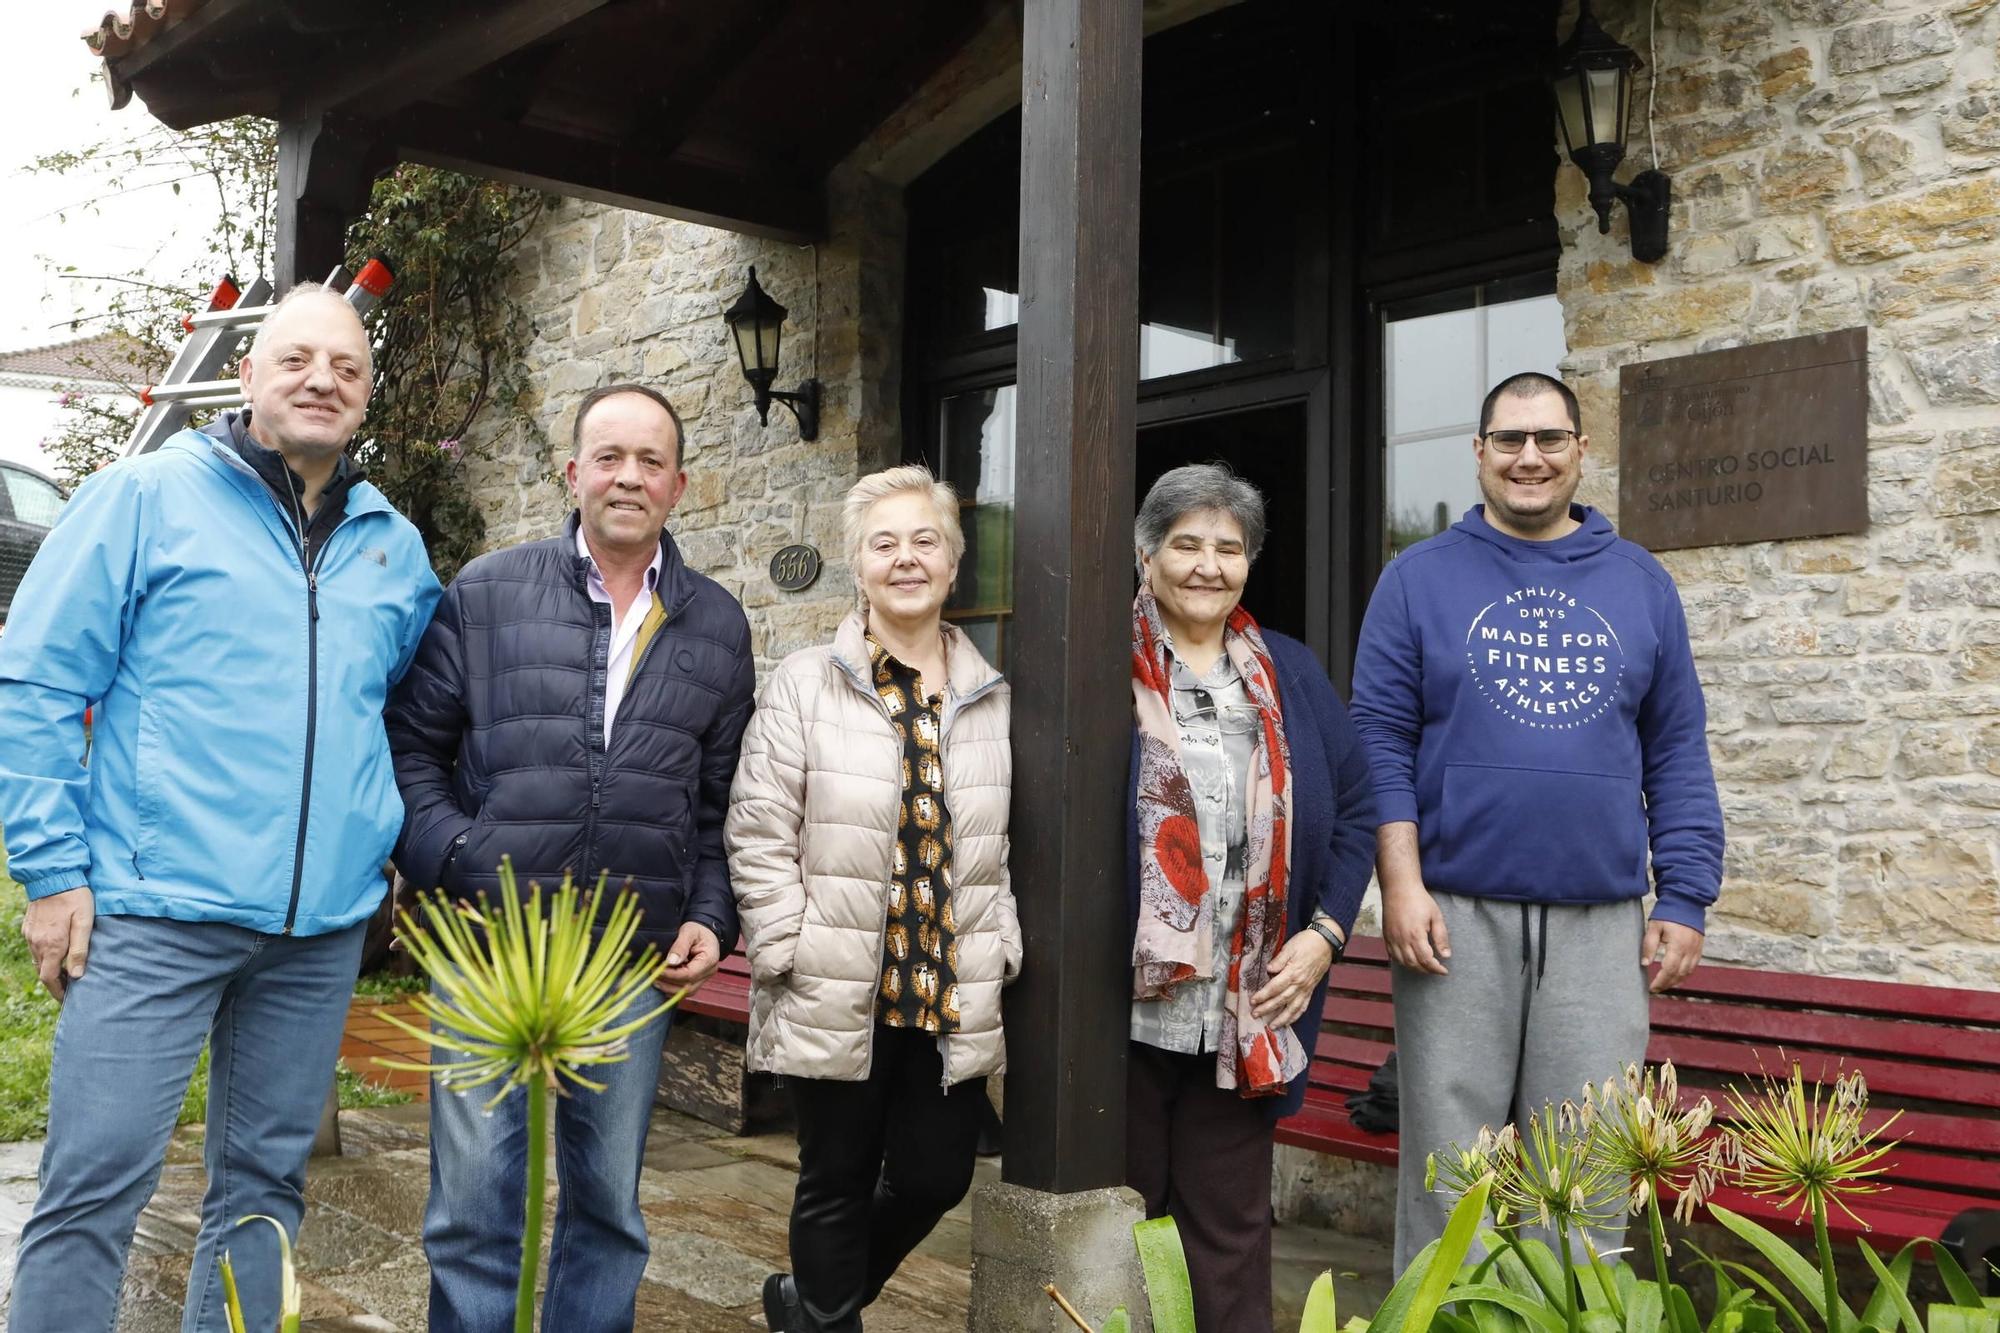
[769,543,822,592]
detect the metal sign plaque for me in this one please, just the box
[1618,327,1868,552]
[769,543,822,592]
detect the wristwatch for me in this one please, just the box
[1306,917,1347,962]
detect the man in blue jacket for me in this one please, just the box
[386,382,755,1333]
[1350,371,1724,1273]
[0,284,440,1331]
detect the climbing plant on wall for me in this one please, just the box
[32,113,551,583]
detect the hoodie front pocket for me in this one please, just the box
[1438,763,1646,901]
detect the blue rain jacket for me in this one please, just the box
[0,427,440,934]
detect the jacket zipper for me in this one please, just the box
[276,471,344,936]
[213,444,362,935]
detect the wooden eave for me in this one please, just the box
[94,0,1002,242]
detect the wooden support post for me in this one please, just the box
[273,114,387,292]
[1002,0,1143,1195]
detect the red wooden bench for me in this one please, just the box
[1276,935,2000,1284]
[677,947,753,1025]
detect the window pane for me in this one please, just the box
[1387,435,1482,556]
[4,471,63,527]
[938,386,1015,505]
[938,386,1016,617]
[1138,148,1296,381]
[1484,293,1566,384]
[1387,307,1478,437]
[951,616,1004,671]
[1383,283,1567,559]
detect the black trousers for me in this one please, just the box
[787,1027,987,1331]
[1125,1040,1277,1333]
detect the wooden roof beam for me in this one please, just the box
[379,104,823,242]
[284,0,616,120]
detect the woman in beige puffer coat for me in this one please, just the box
[727,464,1021,1333]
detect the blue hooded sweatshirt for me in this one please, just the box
[1348,504,1723,932]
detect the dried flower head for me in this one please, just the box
[1503,1100,1623,1233]
[1585,1061,1723,1222]
[1722,1061,1902,1227]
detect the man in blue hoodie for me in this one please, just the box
[1349,371,1723,1273]
[0,285,440,1331]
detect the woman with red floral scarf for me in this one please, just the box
[1125,463,1378,1331]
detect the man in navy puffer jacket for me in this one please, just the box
[386,383,754,1333]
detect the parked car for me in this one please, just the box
[0,461,68,630]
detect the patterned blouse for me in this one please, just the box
[1129,648,1258,1054]
[871,638,961,1034]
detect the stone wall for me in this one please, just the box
[1562,0,2000,986]
[459,168,906,675]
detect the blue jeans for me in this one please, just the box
[424,983,674,1333]
[7,913,366,1333]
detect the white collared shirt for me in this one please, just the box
[576,526,662,746]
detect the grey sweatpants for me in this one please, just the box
[1391,892,1650,1274]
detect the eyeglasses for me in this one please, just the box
[1482,429,1578,455]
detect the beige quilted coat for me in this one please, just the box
[725,612,1022,1085]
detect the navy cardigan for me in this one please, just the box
[1125,629,1379,1119]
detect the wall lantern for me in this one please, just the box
[1552,0,1671,263]
[723,266,820,441]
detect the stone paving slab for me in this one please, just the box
[0,1103,1390,1330]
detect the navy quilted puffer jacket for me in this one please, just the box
[386,514,755,955]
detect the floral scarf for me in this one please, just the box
[1131,586,1306,1096]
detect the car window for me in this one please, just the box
[2,468,64,528]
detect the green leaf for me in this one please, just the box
[1855,1239,1921,1333]
[1437,1313,1482,1333]
[1624,1280,1664,1333]
[1369,1238,1441,1333]
[1579,1262,1619,1315]
[1734,1303,1780,1333]
[1300,1270,1339,1333]
[1930,1242,1987,1312]
[1466,1297,1528,1333]
[1401,1177,1495,1333]
[1924,1307,2000,1333]
[218,1251,248,1333]
[1133,1216,1196,1333]
[1582,1313,1620,1333]
[1484,1235,1546,1301]
[1705,1259,1812,1333]
[1703,1290,1756,1333]
[1103,1308,1131,1333]
[1440,1283,1569,1333]
[1513,1238,1571,1311]
[1708,1205,1858,1330]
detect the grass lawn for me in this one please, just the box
[0,849,407,1143]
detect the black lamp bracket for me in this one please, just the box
[1615,169,1672,264]
[754,378,821,442]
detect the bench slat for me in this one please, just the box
[1671,960,2000,1027]
[1651,993,2000,1070]
[1645,1032,2000,1110]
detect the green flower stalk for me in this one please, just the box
[1505,1099,1622,1333]
[1722,1063,1902,1333]
[381,860,678,1333]
[1584,1062,1723,1333]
